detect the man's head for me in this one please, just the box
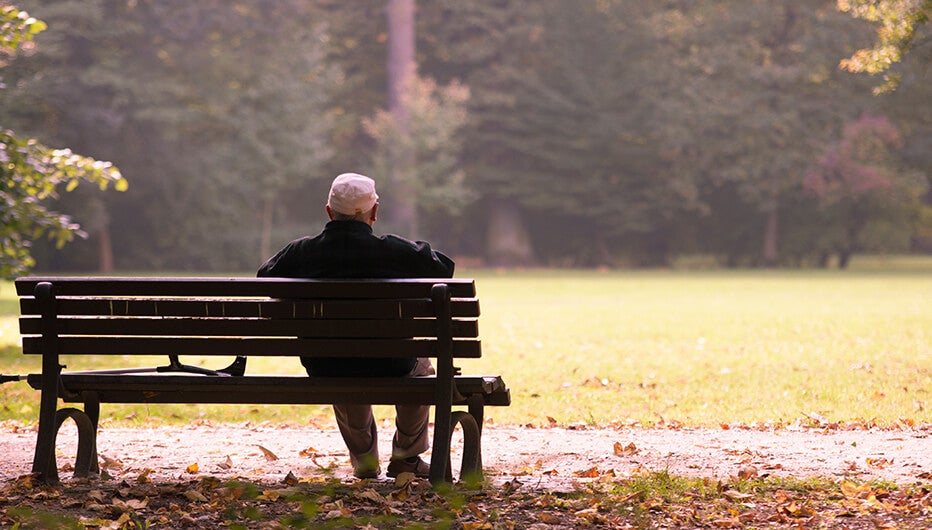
[327,173,379,223]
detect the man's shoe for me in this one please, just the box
[387,456,430,478]
[353,465,381,479]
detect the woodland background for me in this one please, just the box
[2,0,930,273]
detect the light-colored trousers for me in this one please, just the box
[332,357,434,469]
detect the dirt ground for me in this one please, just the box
[2,421,930,489]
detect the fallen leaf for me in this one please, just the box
[501,478,522,494]
[840,480,871,499]
[712,518,740,528]
[778,501,815,518]
[574,466,600,478]
[217,455,233,470]
[183,489,208,502]
[99,455,124,470]
[112,497,148,513]
[111,512,132,528]
[803,411,828,426]
[462,523,492,530]
[866,457,893,469]
[394,471,416,488]
[185,463,199,474]
[299,446,318,457]
[613,441,638,456]
[258,490,281,501]
[87,490,108,503]
[737,466,758,479]
[357,488,386,505]
[723,490,753,501]
[257,445,279,461]
[466,502,486,521]
[324,508,351,519]
[282,471,298,486]
[574,507,599,518]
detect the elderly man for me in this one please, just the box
[257,173,454,479]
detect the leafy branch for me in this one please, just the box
[0,5,126,279]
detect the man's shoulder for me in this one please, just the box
[379,233,419,247]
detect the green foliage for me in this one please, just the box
[363,72,474,236]
[3,0,340,270]
[838,0,931,93]
[800,114,928,265]
[0,4,125,280]
[0,1,929,270]
[0,5,45,56]
[0,130,125,279]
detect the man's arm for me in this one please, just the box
[410,239,455,278]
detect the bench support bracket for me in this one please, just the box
[444,410,482,483]
[34,407,99,484]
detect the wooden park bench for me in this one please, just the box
[13,276,510,485]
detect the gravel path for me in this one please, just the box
[3,422,929,489]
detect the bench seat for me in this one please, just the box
[27,374,511,407]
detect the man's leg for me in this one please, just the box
[388,358,434,477]
[332,403,380,477]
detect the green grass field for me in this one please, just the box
[2,257,930,428]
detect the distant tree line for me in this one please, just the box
[1,0,929,272]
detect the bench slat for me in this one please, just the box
[19,316,478,339]
[15,277,476,298]
[21,336,482,358]
[26,374,511,406]
[19,297,480,319]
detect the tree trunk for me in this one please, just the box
[91,198,114,273]
[762,206,779,267]
[98,223,114,273]
[386,0,418,237]
[260,193,274,262]
[485,198,536,266]
[838,249,852,269]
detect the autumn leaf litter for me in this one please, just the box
[1,419,931,528]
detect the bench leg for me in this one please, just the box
[446,411,482,483]
[429,408,483,485]
[82,392,101,474]
[32,408,98,483]
[32,380,60,482]
[430,408,453,485]
[467,395,485,472]
[55,408,99,478]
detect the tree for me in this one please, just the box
[4,0,339,270]
[647,0,883,266]
[803,114,927,266]
[383,0,419,237]
[406,1,533,264]
[838,0,931,93]
[421,1,687,265]
[0,4,125,279]
[362,72,474,239]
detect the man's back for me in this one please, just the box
[257,220,453,280]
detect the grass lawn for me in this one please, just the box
[1,257,930,428]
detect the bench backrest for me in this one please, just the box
[16,277,480,360]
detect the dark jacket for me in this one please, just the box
[257,220,455,376]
